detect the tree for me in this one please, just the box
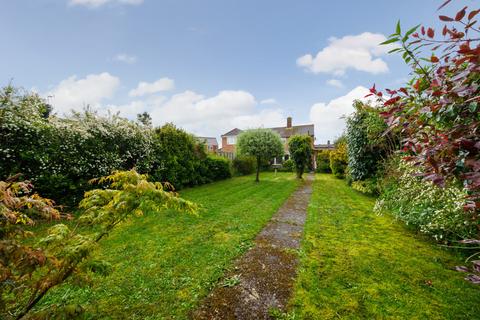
[237,129,283,182]
[1,170,197,319]
[137,112,152,127]
[288,134,313,179]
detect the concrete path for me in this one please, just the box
[193,174,314,320]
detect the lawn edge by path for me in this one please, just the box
[193,174,314,320]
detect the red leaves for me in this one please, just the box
[384,96,401,106]
[455,6,467,21]
[427,28,435,38]
[468,9,480,20]
[439,15,454,21]
[431,56,439,63]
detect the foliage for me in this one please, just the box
[232,155,257,175]
[375,159,477,241]
[136,112,152,127]
[237,129,283,182]
[0,88,230,205]
[373,4,480,213]
[32,173,301,318]
[329,137,348,179]
[281,159,295,172]
[345,101,397,182]
[201,156,232,182]
[288,135,313,179]
[290,174,480,319]
[315,151,332,173]
[0,170,197,319]
[351,178,379,195]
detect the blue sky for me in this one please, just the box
[1,0,471,144]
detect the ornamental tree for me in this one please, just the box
[1,170,197,319]
[288,134,313,179]
[237,129,283,182]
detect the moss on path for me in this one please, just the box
[288,174,480,319]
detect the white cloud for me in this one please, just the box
[297,32,395,76]
[326,79,343,88]
[69,0,143,8]
[149,90,285,136]
[309,86,372,143]
[113,53,137,64]
[260,98,277,105]
[46,72,120,114]
[129,78,175,97]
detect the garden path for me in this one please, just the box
[193,174,313,320]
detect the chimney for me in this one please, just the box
[287,116,292,128]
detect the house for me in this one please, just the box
[197,137,219,153]
[314,140,335,151]
[219,117,315,163]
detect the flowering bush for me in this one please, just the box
[375,159,477,241]
[0,87,231,204]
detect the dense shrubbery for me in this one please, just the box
[375,159,476,241]
[315,150,331,173]
[329,137,348,178]
[280,159,294,172]
[232,155,256,175]
[0,87,231,205]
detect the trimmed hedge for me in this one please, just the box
[232,155,256,176]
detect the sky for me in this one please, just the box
[1,0,473,145]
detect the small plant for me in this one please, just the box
[222,274,241,287]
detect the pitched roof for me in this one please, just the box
[269,124,314,138]
[196,136,218,146]
[221,128,243,136]
[314,144,335,150]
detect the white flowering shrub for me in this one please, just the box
[0,86,230,205]
[375,159,477,241]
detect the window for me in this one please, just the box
[227,136,237,145]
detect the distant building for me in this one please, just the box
[219,117,315,164]
[197,137,219,153]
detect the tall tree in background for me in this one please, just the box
[288,134,313,179]
[237,129,283,182]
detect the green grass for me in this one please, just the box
[38,172,301,319]
[288,174,480,320]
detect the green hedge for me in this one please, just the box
[232,155,256,175]
[0,87,231,205]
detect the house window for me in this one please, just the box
[227,136,237,145]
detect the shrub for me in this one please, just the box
[329,137,348,179]
[281,159,294,172]
[202,156,232,182]
[232,155,256,175]
[0,170,197,319]
[315,150,331,173]
[351,178,379,195]
[0,88,231,204]
[375,159,477,241]
[346,101,396,182]
[288,135,313,179]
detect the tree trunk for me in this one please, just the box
[256,157,260,182]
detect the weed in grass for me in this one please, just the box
[222,274,241,288]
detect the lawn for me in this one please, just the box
[37,172,301,319]
[288,174,480,319]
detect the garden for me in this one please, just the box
[1,1,479,319]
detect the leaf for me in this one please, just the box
[468,9,480,20]
[465,274,480,284]
[455,6,467,21]
[455,266,470,272]
[403,24,420,42]
[396,20,401,35]
[473,261,480,273]
[437,0,452,11]
[439,15,454,21]
[427,28,435,38]
[459,239,480,244]
[431,56,439,63]
[380,38,399,45]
